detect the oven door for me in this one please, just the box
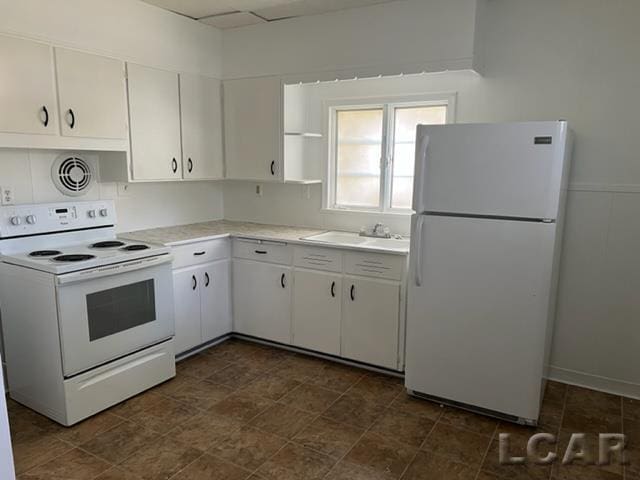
[56,254,174,377]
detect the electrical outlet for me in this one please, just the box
[1,186,14,205]
[117,182,131,197]
[255,184,263,197]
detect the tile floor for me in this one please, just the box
[6,339,639,479]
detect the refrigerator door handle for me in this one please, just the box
[414,214,425,286]
[412,133,429,212]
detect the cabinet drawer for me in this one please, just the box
[344,252,405,280]
[233,238,292,265]
[293,246,343,272]
[172,238,230,269]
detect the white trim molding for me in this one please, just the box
[548,365,640,400]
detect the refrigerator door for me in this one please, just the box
[413,121,568,220]
[406,214,556,421]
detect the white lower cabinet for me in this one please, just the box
[173,265,202,354]
[233,259,291,344]
[292,269,342,355]
[342,275,400,370]
[201,260,232,342]
[173,260,232,355]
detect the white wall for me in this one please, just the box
[0,0,222,77]
[0,0,225,232]
[223,0,640,397]
[222,0,480,80]
[0,149,224,233]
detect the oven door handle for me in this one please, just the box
[56,254,173,286]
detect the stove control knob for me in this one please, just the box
[87,210,96,218]
[10,216,21,226]
[26,215,36,225]
[99,208,108,217]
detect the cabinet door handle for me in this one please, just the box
[191,275,197,290]
[331,281,336,298]
[204,272,210,287]
[42,106,49,127]
[193,251,206,256]
[350,284,355,301]
[187,158,193,173]
[254,250,267,254]
[171,158,178,173]
[270,160,275,176]
[280,273,286,288]
[67,109,75,129]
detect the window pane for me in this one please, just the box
[335,109,383,208]
[391,105,447,209]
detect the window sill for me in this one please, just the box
[320,208,414,217]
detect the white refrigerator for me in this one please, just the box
[405,121,572,424]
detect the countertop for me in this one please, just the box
[121,220,409,255]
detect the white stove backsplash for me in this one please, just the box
[0,149,224,233]
[0,149,101,204]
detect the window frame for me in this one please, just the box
[325,92,456,214]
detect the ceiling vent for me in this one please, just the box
[51,154,94,197]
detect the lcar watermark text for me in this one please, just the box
[499,432,626,465]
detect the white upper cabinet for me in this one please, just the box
[55,48,127,139]
[180,73,224,180]
[223,76,282,181]
[0,35,57,135]
[127,63,182,181]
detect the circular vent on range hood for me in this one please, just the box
[51,154,94,197]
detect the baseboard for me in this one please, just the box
[548,365,640,400]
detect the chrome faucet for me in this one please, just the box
[359,223,392,239]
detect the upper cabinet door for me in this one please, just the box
[55,48,127,139]
[0,35,57,135]
[223,76,282,181]
[180,74,223,180]
[127,63,182,181]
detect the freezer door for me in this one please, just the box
[406,214,556,421]
[413,121,569,219]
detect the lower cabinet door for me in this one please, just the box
[233,259,291,344]
[292,269,341,355]
[342,276,400,369]
[172,266,202,354]
[200,260,232,342]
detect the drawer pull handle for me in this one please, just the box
[331,281,336,298]
[204,272,210,287]
[281,273,286,288]
[350,284,355,301]
[193,251,206,256]
[255,250,268,254]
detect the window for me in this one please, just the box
[327,94,453,212]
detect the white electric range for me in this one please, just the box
[0,200,176,426]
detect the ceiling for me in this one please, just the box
[142,0,400,29]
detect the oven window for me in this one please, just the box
[86,279,156,341]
